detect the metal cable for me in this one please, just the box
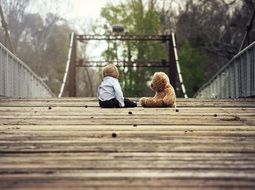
[172,33,188,98]
[58,32,75,97]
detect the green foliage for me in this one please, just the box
[179,39,207,97]
[100,0,167,97]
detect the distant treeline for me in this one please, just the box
[0,0,253,97]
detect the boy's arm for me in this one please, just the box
[112,80,125,107]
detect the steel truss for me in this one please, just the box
[76,60,169,68]
[67,33,177,97]
[76,34,171,41]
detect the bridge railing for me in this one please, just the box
[195,41,255,98]
[0,42,54,97]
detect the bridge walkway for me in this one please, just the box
[0,97,255,189]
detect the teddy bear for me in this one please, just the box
[139,72,176,107]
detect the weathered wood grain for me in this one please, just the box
[0,97,255,189]
[0,97,255,107]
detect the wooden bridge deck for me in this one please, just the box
[0,97,255,189]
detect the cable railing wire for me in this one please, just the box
[171,32,188,98]
[58,32,75,97]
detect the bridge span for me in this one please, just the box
[0,35,255,189]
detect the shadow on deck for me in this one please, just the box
[0,97,255,189]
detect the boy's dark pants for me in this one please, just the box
[99,98,137,108]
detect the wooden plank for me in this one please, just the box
[1,97,254,103]
[1,152,255,160]
[1,125,255,131]
[1,108,254,117]
[1,137,255,146]
[1,152,255,159]
[1,117,254,125]
[1,169,255,179]
[1,106,254,113]
[1,153,255,173]
[2,162,255,171]
[1,98,255,107]
[2,130,255,139]
[0,115,254,120]
[1,176,255,189]
[1,143,254,153]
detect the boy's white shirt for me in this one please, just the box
[97,76,125,107]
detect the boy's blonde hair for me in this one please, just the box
[103,64,119,78]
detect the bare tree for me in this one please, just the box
[75,20,101,97]
[0,0,31,52]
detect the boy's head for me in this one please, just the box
[103,64,119,78]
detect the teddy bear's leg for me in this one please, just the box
[140,97,165,107]
[145,98,165,107]
[163,96,176,107]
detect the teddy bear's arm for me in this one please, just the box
[163,87,176,107]
[139,97,147,107]
[140,97,165,107]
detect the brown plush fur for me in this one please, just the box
[139,72,176,107]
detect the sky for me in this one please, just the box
[29,0,121,28]
[59,0,119,59]
[58,0,108,23]
[65,0,111,20]
[28,0,121,59]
